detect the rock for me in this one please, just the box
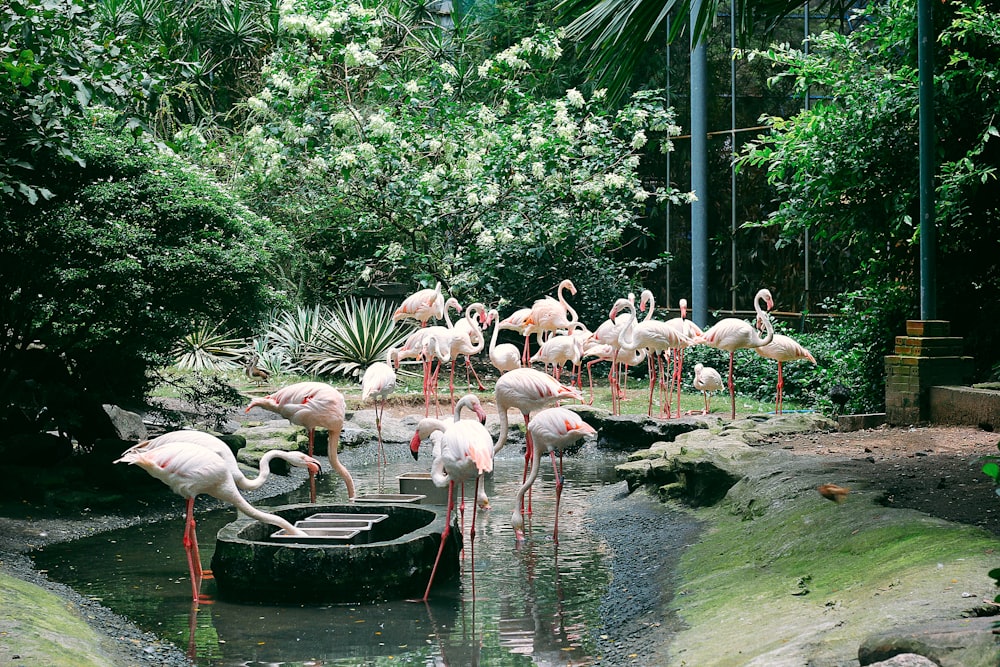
[859,617,1000,667]
[583,411,708,451]
[102,404,147,441]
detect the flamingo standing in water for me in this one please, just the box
[246,382,355,502]
[494,368,583,514]
[362,348,398,470]
[691,363,724,414]
[393,282,445,327]
[511,407,596,543]
[696,288,775,419]
[754,333,816,414]
[410,394,492,513]
[419,396,494,601]
[116,440,307,603]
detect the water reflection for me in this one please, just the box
[33,441,624,666]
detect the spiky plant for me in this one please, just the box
[305,298,413,378]
[265,305,322,371]
[171,321,246,370]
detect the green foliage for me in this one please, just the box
[197,2,690,321]
[171,321,247,370]
[0,0,143,203]
[303,299,413,378]
[0,113,291,443]
[738,0,1000,377]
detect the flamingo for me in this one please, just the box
[494,368,583,514]
[446,302,489,403]
[664,297,703,417]
[582,344,647,405]
[115,440,307,603]
[409,394,491,511]
[528,325,584,385]
[419,396,494,601]
[754,333,816,414]
[499,306,538,365]
[523,279,579,356]
[695,288,775,419]
[511,407,596,543]
[691,363,724,414]
[487,308,522,374]
[398,325,453,416]
[591,293,635,414]
[616,296,694,418]
[393,281,445,327]
[131,430,321,491]
[361,348,398,468]
[246,381,355,502]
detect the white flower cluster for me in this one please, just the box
[566,88,585,108]
[404,80,420,95]
[366,113,396,138]
[345,42,379,67]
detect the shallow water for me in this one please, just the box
[34,439,631,666]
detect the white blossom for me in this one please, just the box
[404,80,420,94]
[566,88,585,108]
[631,130,648,149]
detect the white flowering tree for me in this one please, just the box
[221,0,693,313]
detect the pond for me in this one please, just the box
[32,437,662,666]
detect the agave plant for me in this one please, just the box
[265,305,323,370]
[304,299,414,378]
[246,336,294,376]
[172,321,246,371]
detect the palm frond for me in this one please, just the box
[171,321,246,371]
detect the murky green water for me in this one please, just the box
[34,442,628,665]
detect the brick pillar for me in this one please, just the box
[885,320,974,425]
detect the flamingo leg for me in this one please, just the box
[182,497,202,602]
[551,450,564,543]
[703,390,710,415]
[587,359,597,405]
[307,428,317,503]
[522,412,534,516]
[646,351,656,417]
[675,349,684,418]
[776,361,784,414]
[728,351,737,419]
[422,480,455,601]
[467,357,486,391]
[470,477,480,596]
[449,361,458,410]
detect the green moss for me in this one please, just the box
[669,492,1000,665]
[0,572,115,666]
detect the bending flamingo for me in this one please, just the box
[116,440,306,603]
[246,382,355,502]
[664,297,703,417]
[696,288,775,419]
[494,368,583,515]
[691,363,724,414]
[754,333,816,414]
[420,397,494,601]
[511,407,596,543]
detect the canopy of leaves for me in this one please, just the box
[0,112,291,443]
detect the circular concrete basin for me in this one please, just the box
[211,503,461,603]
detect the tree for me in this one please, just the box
[210,0,693,321]
[0,112,291,446]
[738,0,1000,377]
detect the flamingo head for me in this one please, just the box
[679,298,688,319]
[409,431,422,460]
[561,278,577,295]
[295,454,323,475]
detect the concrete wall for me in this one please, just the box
[929,386,1000,431]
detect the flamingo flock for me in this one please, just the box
[118,280,818,603]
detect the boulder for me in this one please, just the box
[859,618,1000,667]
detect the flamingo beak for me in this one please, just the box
[475,405,487,425]
[409,432,421,460]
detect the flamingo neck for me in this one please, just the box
[753,294,775,347]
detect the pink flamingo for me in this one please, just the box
[664,297,703,417]
[696,288,775,419]
[419,396,494,601]
[393,281,445,327]
[591,293,635,413]
[691,363,724,414]
[116,440,307,603]
[446,302,488,404]
[499,306,538,365]
[361,348,398,469]
[511,407,596,543]
[523,279,579,355]
[487,308,522,374]
[616,295,693,418]
[582,343,646,405]
[754,333,816,414]
[528,324,584,384]
[494,368,583,515]
[246,381,355,502]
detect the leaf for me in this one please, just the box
[983,462,1000,481]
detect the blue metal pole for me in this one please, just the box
[690,0,709,328]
